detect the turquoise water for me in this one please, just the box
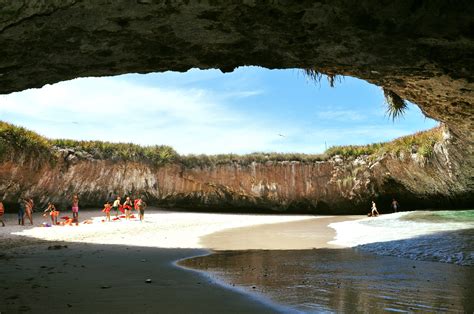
[329,210,474,265]
[401,209,474,223]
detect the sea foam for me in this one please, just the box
[329,210,474,265]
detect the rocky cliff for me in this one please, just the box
[1,125,471,214]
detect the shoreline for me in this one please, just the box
[4,209,470,312]
[174,215,364,313]
[1,209,351,313]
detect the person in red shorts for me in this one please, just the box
[102,202,112,222]
[0,201,5,227]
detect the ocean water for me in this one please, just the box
[180,210,474,313]
[181,249,474,313]
[329,210,474,265]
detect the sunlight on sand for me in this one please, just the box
[12,210,318,249]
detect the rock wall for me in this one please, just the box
[1,128,471,214]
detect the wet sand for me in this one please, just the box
[180,249,474,313]
[0,209,322,313]
[0,242,279,313]
[201,216,363,250]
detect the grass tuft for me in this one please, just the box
[383,88,408,121]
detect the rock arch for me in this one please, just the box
[1,1,472,142]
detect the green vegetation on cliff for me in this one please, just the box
[325,126,443,158]
[0,121,177,165]
[0,121,443,167]
[0,121,53,160]
[52,138,178,165]
[178,152,327,168]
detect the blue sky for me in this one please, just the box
[0,66,437,154]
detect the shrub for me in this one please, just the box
[0,121,52,160]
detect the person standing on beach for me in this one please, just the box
[18,198,25,225]
[0,201,5,227]
[25,198,34,225]
[112,196,121,218]
[371,201,379,217]
[102,202,112,222]
[137,198,147,222]
[134,197,140,214]
[391,198,399,213]
[123,197,133,221]
[72,195,79,226]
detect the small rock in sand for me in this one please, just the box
[100,285,111,289]
[145,279,152,283]
[48,245,68,250]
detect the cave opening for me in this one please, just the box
[0,66,438,156]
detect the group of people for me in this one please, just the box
[369,198,400,217]
[0,194,147,227]
[19,198,35,225]
[103,196,147,222]
[1,196,399,226]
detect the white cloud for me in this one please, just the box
[0,77,280,154]
[315,110,365,121]
[0,72,438,155]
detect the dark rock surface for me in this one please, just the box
[0,1,473,141]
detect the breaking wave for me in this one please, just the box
[329,210,474,265]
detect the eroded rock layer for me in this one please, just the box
[1,127,472,213]
[0,1,473,141]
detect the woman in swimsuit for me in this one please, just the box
[123,197,133,221]
[25,198,34,225]
[102,202,111,222]
[137,198,147,222]
[72,195,79,226]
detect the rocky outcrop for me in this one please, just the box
[0,1,473,143]
[1,127,471,214]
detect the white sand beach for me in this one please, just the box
[7,209,322,249]
[0,208,355,313]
